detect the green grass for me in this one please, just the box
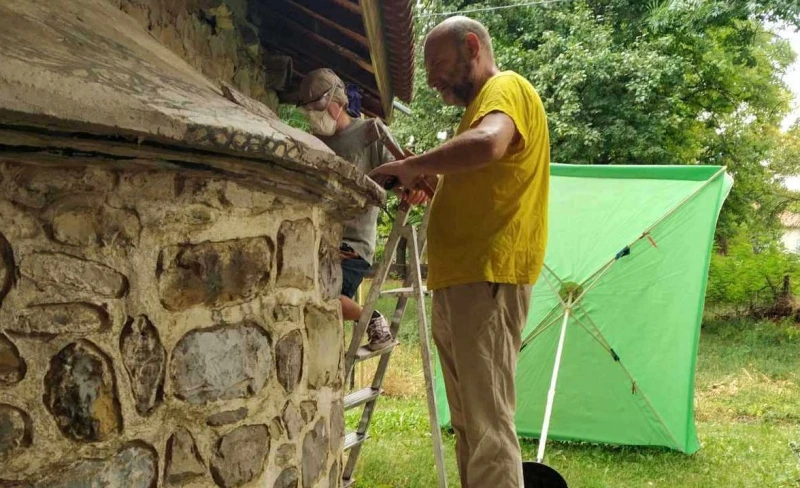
[345,283,800,487]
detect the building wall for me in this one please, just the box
[781,229,800,253]
[111,0,283,111]
[0,162,345,487]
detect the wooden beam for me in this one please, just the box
[330,0,362,15]
[291,63,382,105]
[277,0,369,47]
[359,0,394,120]
[261,36,379,99]
[266,11,374,74]
[264,42,385,116]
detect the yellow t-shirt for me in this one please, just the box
[427,71,550,290]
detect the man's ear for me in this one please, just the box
[465,32,481,60]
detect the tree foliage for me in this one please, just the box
[391,0,800,243]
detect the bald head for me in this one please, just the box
[424,16,493,61]
[423,16,498,107]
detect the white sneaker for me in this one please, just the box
[366,312,393,351]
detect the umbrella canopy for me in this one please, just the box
[435,164,733,454]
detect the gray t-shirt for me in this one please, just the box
[318,118,392,264]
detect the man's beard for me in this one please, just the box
[448,58,475,106]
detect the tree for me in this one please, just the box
[391,0,800,244]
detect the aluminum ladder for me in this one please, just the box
[341,204,447,488]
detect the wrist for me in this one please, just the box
[405,155,424,176]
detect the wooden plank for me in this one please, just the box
[264,40,385,117]
[266,11,374,74]
[277,0,368,47]
[288,55,382,101]
[330,0,362,15]
[359,0,394,120]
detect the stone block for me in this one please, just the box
[11,302,110,336]
[171,323,272,404]
[43,340,121,442]
[20,253,128,299]
[120,315,166,416]
[275,330,303,394]
[275,443,294,468]
[318,224,343,301]
[282,401,303,441]
[50,204,141,248]
[269,416,284,440]
[304,306,343,390]
[0,201,39,239]
[274,467,298,488]
[0,233,11,306]
[302,418,329,488]
[273,304,302,323]
[276,219,315,290]
[330,401,344,452]
[299,401,317,423]
[329,460,340,488]
[30,443,157,487]
[159,203,219,229]
[158,237,272,311]
[210,424,270,488]
[206,407,248,427]
[0,333,26,385]
[0,404,31,457]
[165,428,206,485]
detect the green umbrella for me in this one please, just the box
[435,164,733,455]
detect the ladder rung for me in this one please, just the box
[355,341,399,362]
[344,431,369,450]
[380,286,429,297]
[344,387,382,410]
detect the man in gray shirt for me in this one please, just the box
[296,69,424,350]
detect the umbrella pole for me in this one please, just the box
[536,298,572,463]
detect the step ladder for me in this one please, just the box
[341,203,448,488]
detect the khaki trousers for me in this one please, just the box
[432,282,531,488]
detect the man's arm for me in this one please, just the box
[369,112,519,187]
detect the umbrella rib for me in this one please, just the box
[521,308,564,350]
[573,304,614,351]
[528,302,563,334]
[541,264,569,309]
[570,313,683,450]
[576,167,728,288]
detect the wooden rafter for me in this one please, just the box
[360,0,394,119]
[276,0,369,48]
[266,11,374,74]
[266,41,384,116]
[261,35,378,98]
[330,0,362,15]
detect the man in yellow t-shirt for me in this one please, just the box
[370,15,549,488]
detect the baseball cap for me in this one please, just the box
[296,68,347,110]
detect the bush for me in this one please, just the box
[706,226,800,316]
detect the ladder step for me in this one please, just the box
[355,340,399,362]
[344,387,382,411]
[344,431,369,450]
[380,286,430,297]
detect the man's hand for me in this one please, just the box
[369,157,421,188]
[339,249,359,260]
[398,188,429,206]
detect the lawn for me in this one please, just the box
[344,281,800,487]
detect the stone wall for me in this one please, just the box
[0,162,345,487]
[111,0,285,111]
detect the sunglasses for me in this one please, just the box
[299,88,333,113]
